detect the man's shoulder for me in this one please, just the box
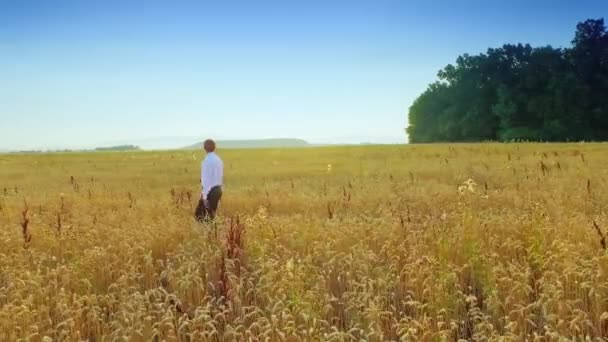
[206,153,222,163]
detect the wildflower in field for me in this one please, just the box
[286,258,294,271]
[327,164,332,172]
[458,178,477,194]
[286,258,295,278]
[256,206,268,220]
[464,178,477,192]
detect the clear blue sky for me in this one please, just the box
[1,0,606,150]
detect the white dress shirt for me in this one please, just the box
[201,152,223,199]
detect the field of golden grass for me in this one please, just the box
[1,143,608,341]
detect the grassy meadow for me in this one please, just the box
[1,143,608,341]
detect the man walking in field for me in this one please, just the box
[195,139,223,222]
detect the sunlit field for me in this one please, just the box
[1,144,608,341]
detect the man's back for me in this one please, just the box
[195,139,224,222]
[202,152,223,196]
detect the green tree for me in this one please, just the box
[406,18,608,142]
[569,19,608,140]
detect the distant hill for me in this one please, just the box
[95,145,141,151]
[183,139,310,149]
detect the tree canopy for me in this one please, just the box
[407,19,608,143]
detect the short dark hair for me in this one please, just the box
[203,139,216,152]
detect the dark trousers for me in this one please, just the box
[195,186,222,222]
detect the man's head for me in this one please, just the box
[203,139,216,153]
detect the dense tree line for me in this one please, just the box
[407,19,608,142]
